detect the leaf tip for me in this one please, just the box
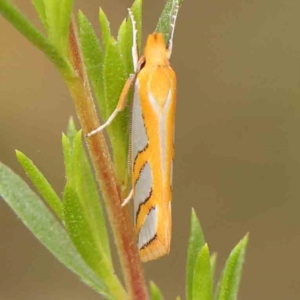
[210,251,218,261]
[191,207,196,218]
[99,7,108,21]
[241,232,249,248]
[203,243,209,251]
[67,116,77,130]
[15,149,25,162]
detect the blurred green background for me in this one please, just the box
[0,0,299,299]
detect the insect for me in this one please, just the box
[88,3,180,262]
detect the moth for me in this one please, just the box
[88,3,180,262]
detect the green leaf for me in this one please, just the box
[66,116,77,142]
[103,40,129,182]
[215,234,249,300]
[117,18,133,75]
[63,184,106,270]
[210,253,218,287]
[63,185,127,299]
[59,0,74,55]
[42,0,58,42]
[32,0,48,32]
[62,117,78,180]
[16,150,63,219]
[62,133,72,181]
[78,10,105,118]
[156,0,183,45]
[186,208,206,300]
[117,0,142,74]
[43,0,74,56]
[192,244,213,300]
[0,0,73,75]
[71,131,111,260]
[99,8,111,47]
[0,162,110,297]
[62,119,75,180]
[150,281,164,300]
[62,124,111,260]
[62,128,127,297]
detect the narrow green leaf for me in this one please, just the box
[32,0,48,32]
[62,117,78,181]
[62,125,111,262]
[71,131,111,260]
[103,40,129,181]
[210,253,218,286]
[63,185,108,272]
[99,8,111,47]
[16,150,63,219]
[59,0,74,56]
[63,185,126,299]
[117,18,133,75]
[192,244,213,300]
[215,235,249,300]
[43,0,60,48]
[186,208,206,300]
[66,116,77,142]
[78,10,105,118]
[0,162,110,297]
[62,128,125,297]
[117,0,142,74]
[0,0,73,75]
[62,133,72,180]
[62,118,77,181]
[156,0,183,45]
[150,281,164,300]
[43,0,74,56]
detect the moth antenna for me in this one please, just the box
[167,1,180,59]
[128,8,139,72]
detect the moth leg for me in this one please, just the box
[87,8,140,137]
[121,188,134,207]
[87,74,136,137]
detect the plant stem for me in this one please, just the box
[67,19,148,300]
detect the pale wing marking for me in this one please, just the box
[132,80,148,165]
[134,162,152,224]
[148,89,173,174]
[138,206,158,250]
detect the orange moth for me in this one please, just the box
[88,3,180,262]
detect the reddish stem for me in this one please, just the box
[67,19,148,300]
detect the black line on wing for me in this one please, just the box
[138,206,157,250]
[135,188,153,223]
[132,111,149,171]
[133,143,149,172]
[140,233,157,250]
[134,160,147,187]
[147,205,156,215]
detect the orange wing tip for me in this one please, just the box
[139,237,171,262]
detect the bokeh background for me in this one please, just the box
[1,0,299,299]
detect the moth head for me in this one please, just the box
[143,33,169,66]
